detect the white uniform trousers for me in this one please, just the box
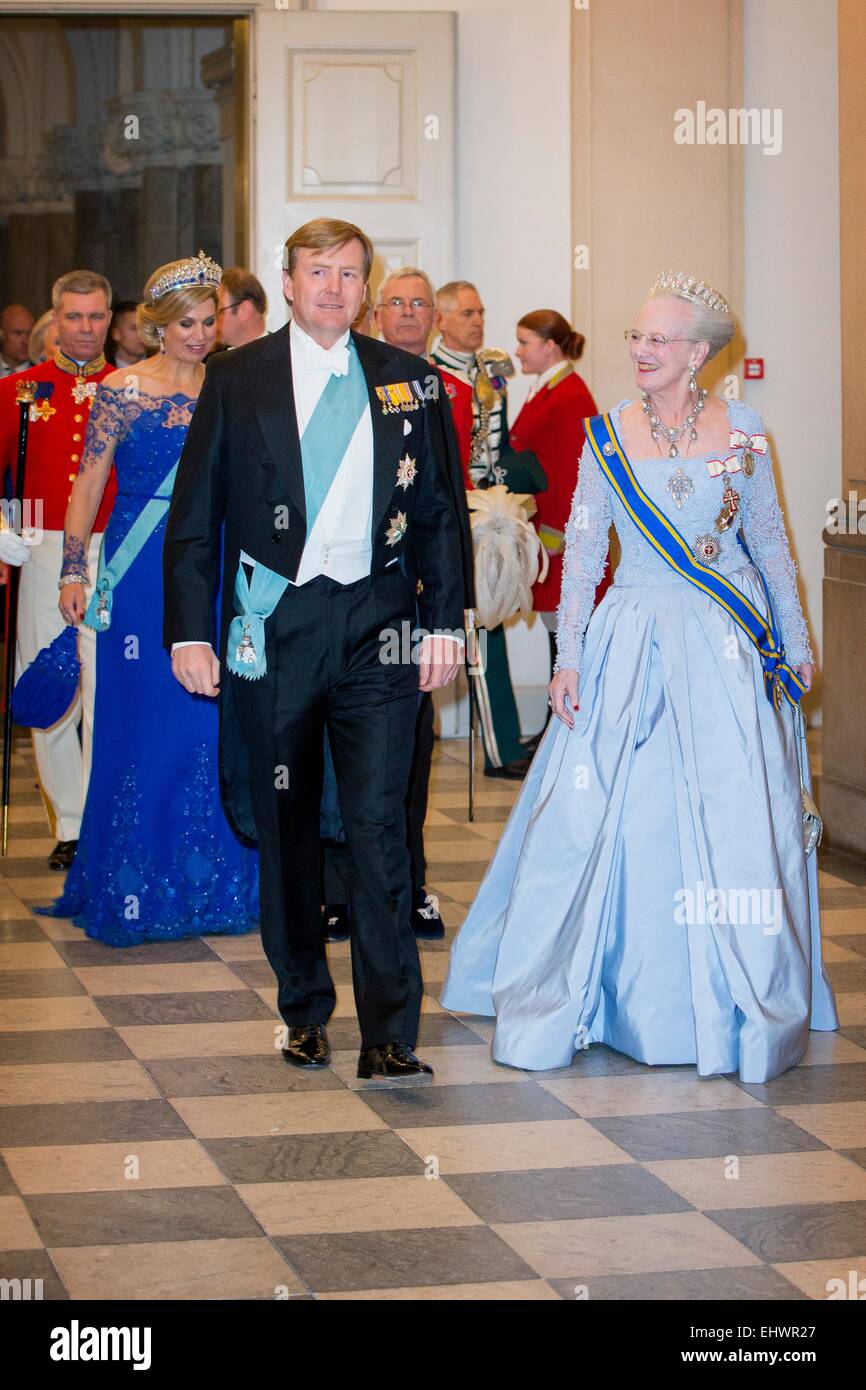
[14,529,100,841]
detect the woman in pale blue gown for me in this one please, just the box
[442,271,837,1083]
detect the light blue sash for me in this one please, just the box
[83,460,178,632]
[225,337,369,680]
[585,413,806,710]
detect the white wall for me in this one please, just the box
[743,0,840,706]
[315,0,573,419]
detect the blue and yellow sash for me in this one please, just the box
[585,413,805,710]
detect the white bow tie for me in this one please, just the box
[303,337,349,377]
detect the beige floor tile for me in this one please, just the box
[0,996,109,1031]
[539,1072,763,1117]
[425,882,482,905]
[425,841,495,864]
[9,876,65,900]
[835,995,866,1025]
[0,900,42,920]
[237,1175,483,1235]
[422,808,459,826]
[0,1060,159,1105]
[645,1150,866,1211]
[494,1212,762,1278]
[821,939,866,963]
[0,942,66,970]
[77,962,246,996]
[6,841,57,859]
[775,1101,866,1148]
[772,1257,866,1301]
[205,936,266,961]
[171,1090,388,1138]
[456,1018,497,1042]
[430,791,518,809]
[396,1119,633,1173]
[4,1139,226,1195]
[821,910,866,936]
[819,872,863,889]
[467,822,509,842]
[51,1238,306,1300]
[796,1032,866,1065]
[0,1194,42,1250]
[318,1280,561,1301]
[116,1020,283,1060]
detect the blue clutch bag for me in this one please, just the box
[11,624,81,729]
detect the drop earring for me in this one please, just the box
[157,327,166,354]
[688,365,698,393]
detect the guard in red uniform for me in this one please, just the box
[512,309,611,690]
[0,270,115,869]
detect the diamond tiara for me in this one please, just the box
[650,270,730,315]
[149,250,222,303]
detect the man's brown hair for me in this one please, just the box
[282,218,374,282]
[220,266,268,316]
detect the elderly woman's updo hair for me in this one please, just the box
[518,308,585,361]
[650,270,736,363]
[137,252,222,350]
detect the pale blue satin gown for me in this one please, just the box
[441,399,838,1083]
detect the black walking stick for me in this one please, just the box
[466,613,478,822]
[2,379,36,855]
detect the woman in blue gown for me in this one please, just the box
[38,253,259,945]
[442,271,837,1083]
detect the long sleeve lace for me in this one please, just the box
[61,384,127,579]
[554,439,612,674]
[739,412,813,667]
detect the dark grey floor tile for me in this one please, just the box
[276,1225,536,1292]
[0,1154,17,1194]
[547,1267,808,1301]
[0,970,85,998]
[820,887,866,910]
[0,858,58,876]
[0,1028,135,1065]
[707,1200,866,1263]
[0,920,47,942]
[0,1099,191,1147]
[144,1054,344,1096]
[223,961,273,989]
[53,938,222,968]
[819,852,866,886]
[358,1081,578,1129]
[534,1044,687,1080]
[840,1027,866,1052]
[0,1250,68,1300]
[827,962,866,992]
[736,1062,866,1106]
[840,1148,866,1170]
[589,1109,827,1161]
[447,1164,692,1224]
[436,806,512,823]
[838,935,866,960]
[96,991,276,1027]
[25,1186,262,1247]
[325,1015,484,1051]
[202,1131,425,1183]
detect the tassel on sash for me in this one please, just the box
[226,562,289,681]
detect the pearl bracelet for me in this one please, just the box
[58,574,88,588]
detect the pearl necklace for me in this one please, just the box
[641,387,708,458]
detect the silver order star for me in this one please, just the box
[395,453,417,490]
[385,511,408,546]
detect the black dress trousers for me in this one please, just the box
[230,564,422,1049]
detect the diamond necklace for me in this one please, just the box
[641,387,709,458]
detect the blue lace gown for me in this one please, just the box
[442,398,838,1083]
[36,384,259,946]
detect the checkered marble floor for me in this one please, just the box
[1,731,865,1301]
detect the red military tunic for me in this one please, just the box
[437,365,473,489]
[0,351,116,533]
[510,363,611,613]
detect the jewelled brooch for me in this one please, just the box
[666,467,694,509]
[385,511,408,546]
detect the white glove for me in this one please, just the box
[0,531,37,566]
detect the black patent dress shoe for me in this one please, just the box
[483,757,531,781]
[322,903,350,942]
[281,1024,331,1068]
[413,888,445,940]
[48,840,78,871]
[357,1040,434,1083]
[519,730,543,755]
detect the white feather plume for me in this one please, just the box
[466,485,549,630]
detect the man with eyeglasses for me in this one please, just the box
[215,268,268,350]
